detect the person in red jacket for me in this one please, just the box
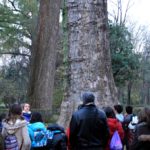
[104,106,124,150]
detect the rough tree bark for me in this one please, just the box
[28,0,61,109]
[58,0,118,127]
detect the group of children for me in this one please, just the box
[104,105,137,150]
[104,105,150,150]
[0,103,67,150]
[0,103,150,150]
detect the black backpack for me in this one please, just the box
[123,114,133,131]
[46,124,67,150]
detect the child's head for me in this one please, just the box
[30,112,43,123]
[125,105,133,114]
[9,104,22,116]
[23,103,30,112]
[7,104,24,122]
[104,106,116,118]
[114,104,123,114]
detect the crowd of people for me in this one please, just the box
[0,92,150,150]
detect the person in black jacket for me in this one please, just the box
[130,107,150,150]
[69,92,109,150]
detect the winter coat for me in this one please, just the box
[129,122,150,150]
[116,114,124,123]
[123,114,134,149]
[22,111,31,123]
[105,118,124,150]
[28,122,47,149]
[2,118,31,150]
[69,104,109,150]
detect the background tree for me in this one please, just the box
[108,0,141,105]
[140,33,150,105]
[28,0,61,109]
[0,0,38,106]
[109,22,140,104]
[0,57,28,107]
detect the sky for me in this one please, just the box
[128,0,150,27]
[108,0,150,29]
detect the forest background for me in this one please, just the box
[0,0,150,124]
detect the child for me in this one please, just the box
[2,104,31,149]
[104,106,124,150]
[28,112,48,150]
[114,104,124,123]
[22,103,31,123]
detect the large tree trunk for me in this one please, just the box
[28,0,61,109]
[58,0,118,127]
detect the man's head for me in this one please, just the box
[82,92,95,105]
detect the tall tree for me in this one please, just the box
[28,0,61,109]
[58,0,118,127]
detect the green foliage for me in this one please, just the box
[0,0,39,107]
[109,22,140,86]
[0,0,38,53]
[0,58,28,107]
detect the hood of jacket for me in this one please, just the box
[28,122,46,131]
[2,119,27,135]
[107,118,119,133]
[116,114,124,123]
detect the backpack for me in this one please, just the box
[4,133,19,150]
[110,131,123,150]
[46,124,67,150]
[123,114,133,132]
[32,128,47,148]
[128,115,138,130]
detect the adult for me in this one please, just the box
[2,104,31,150]
[130,107,150,150]
[69,92,109,150]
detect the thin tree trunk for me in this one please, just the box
[58,0,118,127]
[127,80,132,105]
[28,0,61,109]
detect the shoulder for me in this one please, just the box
[136,122,148,130]
[97,108,107,119]
[28,122,46,130]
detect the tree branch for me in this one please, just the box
[7,0,29,18]
[0,52,30,57]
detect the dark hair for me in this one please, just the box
[104,106,116,118]
[9,104,22,116]
[30,112,43,123]
[138,107,150,126]
[114,105,123,114]
[125,106,133,114]
[82,92,95,104]
[6,104,24,122]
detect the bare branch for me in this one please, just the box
[7,0,30,18]
[122,0,134,25]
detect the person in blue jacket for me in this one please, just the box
[28,112,47,150]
